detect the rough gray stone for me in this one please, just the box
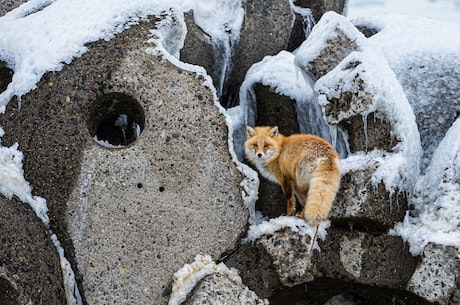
[180,11,214,83]
[258,228,315,287]
[0,16,248,305]
[408,243,459,305]
[225,226,419,301]
[332,165,408,228]
[186,273,269,305]
[255,227,418,289]
[296,12,364,81]
[226,0,296,104]
[0,0,28,16]
[224,242,281,299]
[0,196,66,304]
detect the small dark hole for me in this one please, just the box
[159,186,165,192]
[137,183,143,189]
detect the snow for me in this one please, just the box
[346,0,460,26]
[0,0,245,112]
[351,14,460,171]
[243,216,331,253]
[0,127,49,224]
[391,118,460,256]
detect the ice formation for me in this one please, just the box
[391,118,460,256]
[314,48,422,195]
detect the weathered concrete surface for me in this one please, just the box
[227,0,294,103]
[186,273,269,305]
[0,0,28,16]
[226,227,421,302]
[408,243,459,304]
[0,196,66,304]
[180,11,214,84]
[262,228,417,289]
[0,15,248,305]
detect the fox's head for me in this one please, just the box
[244,126,280,163]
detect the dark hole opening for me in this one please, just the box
[87,92,145,147]
[0,64,13,93]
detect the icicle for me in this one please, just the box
[362,114,368,152]
[289,0,316,39]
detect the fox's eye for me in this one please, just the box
[264,144,269,148]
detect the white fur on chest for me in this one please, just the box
[250,157,278,183]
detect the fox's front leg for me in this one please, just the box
[281,180,296,216]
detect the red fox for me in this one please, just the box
[245,126,341,227]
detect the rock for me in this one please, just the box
[407,243,459,305]
[259,227,417,289]
[294,0,346,24]
[224,242,281,299]
[226,0,298,105]
[0,0,27,16]
[225,225,420,301]
[0,196,66,304]
[295,11,365,82]
[0,15,249,305]
[186,273,269,305]
[331,165,408,228]
[180,11,214,85]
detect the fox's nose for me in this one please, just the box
[257,153,263,158]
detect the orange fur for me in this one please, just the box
[245,126,341,226]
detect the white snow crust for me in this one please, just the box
[168,254,242,305]
[243,216,331,253]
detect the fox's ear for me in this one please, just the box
[246,126,255,138]
[269,126,279,138]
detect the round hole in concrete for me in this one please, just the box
[88,92,145,148]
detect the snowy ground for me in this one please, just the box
[346,0,460,25]
[1,1,460,304]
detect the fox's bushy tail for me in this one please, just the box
[303,158,341,226]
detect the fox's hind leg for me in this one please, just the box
[303,158,341,226]
[281,180,297,216]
